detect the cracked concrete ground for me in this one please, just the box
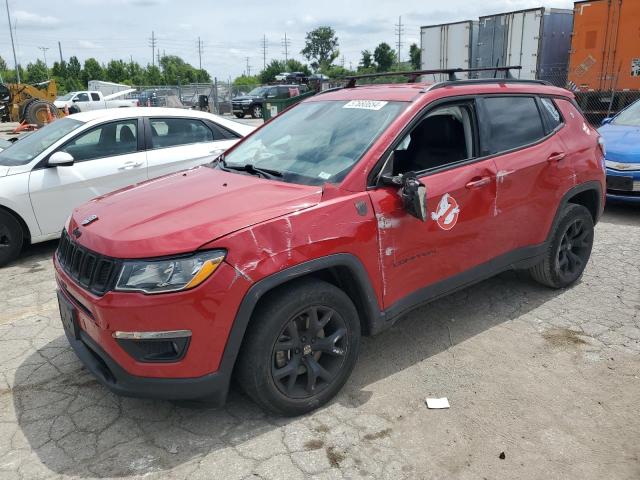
[0,204,638,480]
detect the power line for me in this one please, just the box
[261,35,268,70]
[58,41,64,64]
[395,15,405,67]
[5,0,20,82]
[38,46,49,75]
[281,33,291,63]
[197,37,204,70]
[149,30,157,66]
[245,57,251,76]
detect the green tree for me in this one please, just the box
[82,58,103,86]
[159,55,207,84]
[259,59,311,84]
[301,26,339,71]
[233,74,260,93]
[0,55,7,72]
[144,64,162,85]
[409,43,421,70]
[67,56,82,81]
[360,50,374,70]
[105,60,128,83]
[25,60,49,83]
[373,43,396,72]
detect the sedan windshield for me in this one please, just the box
[0,118,84,166]
[220,100,406,185]
[613,100,640,127]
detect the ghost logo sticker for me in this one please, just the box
[431,193,460,230]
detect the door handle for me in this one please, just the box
[465,176,491,189]
[547,152,566,163]
[118,161,143,170]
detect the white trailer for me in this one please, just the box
[420,21,479,81]
[87,80,133,97]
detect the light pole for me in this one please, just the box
[5,0,21,83]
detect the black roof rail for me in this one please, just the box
[342,66,523,88]
[427,78,551,91]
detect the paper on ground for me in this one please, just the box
[425,397,450,409]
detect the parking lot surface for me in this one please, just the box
[0,204,638,480]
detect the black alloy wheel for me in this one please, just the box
[556,217,592,283]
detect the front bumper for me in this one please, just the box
[606,168,640,203]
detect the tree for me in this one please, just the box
[373,43,396,72]
[301,26,339,71]
[67,56,82,80]
[360,50,374,70]
[259,59,311,84]
[144,65,162,85]
[82,58,103,86]
[409,43,421,70]
[105,60,128,83]
[0,55,7,72]
[25,60,49,83]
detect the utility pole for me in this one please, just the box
[245,57,251,76]
[38,46,50,77]
[197,37,204,71]
[58,41,64,64]
[395,16,404,67]
[149,31,157,67]
[281,33,291,63]
[5,0,20,82]
[261,35,268,70]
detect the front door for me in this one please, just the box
[145,117,236,179]
[368,100,499,309]
[28,118,147,235]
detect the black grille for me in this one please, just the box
[56,230,120,296]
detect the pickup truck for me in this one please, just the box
[54,90,139,113]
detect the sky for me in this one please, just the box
[1,0,574,82]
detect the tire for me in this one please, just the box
[18,99,36,120]
[251,104,262,119]
[234,113,244,119]
[529,204,594,288]
[24,100,60,127]
[0,210,24,267]
[236,279,361,416]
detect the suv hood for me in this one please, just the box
[70,166,322,258]
[232,95,261,102]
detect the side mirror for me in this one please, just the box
[48,151,75,167]
[72,98,79,102]
[381,173,428,222]
[601,117,613,126]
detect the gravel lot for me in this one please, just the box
[0,128,638,479]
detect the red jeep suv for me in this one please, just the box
[54,68,605,415]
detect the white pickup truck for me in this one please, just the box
[54,89,139,113]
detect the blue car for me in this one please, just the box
[598,99,640,203]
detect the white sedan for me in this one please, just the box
[0,107,254,266]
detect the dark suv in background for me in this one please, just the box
[232,84,308,118]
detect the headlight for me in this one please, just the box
[115,250,225,294]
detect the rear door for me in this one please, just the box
[478,95,570,250]
[145,117,237,178]
[368,99,499,308]
[28,118,146,235]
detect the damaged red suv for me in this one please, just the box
[55,68,605,415]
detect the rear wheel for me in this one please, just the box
[236,279,361,416]
[251,104,262,119]
[529,204,594,288]
[23,100,60,127]
[0,210,24,267]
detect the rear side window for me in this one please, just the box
[482,96,545,154]
[90,93,100,101]
[539,97,563,131]
[149,118,215,149]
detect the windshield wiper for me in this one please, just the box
[220,160,283,179]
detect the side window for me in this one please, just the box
[149,118,214,149]
[482,96,545,154]
[60,120,138,162]
[90,92,100,101]
[393,104,475,175]
[75,93,90,102]
[539,97,563,132]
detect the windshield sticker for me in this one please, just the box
[431,193,460,231]
[343,100,388,111]
[318,171,332,180]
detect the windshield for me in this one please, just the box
[613,100,640,127]
[56,92,76,101]
[0,118,84,166]
[220,100,406,185]
[247,87,268,97]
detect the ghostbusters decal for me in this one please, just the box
[431,193,460,231]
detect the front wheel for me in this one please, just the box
[236,279,361,416]
[529,204,594,288]
[251,104,262,119]
[0,210,24,267]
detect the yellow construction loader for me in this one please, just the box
[0,80,64,127]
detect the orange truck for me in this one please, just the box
[569,0,640,91]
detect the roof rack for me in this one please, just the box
[342,66,524,88]
[427,78,551,91]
